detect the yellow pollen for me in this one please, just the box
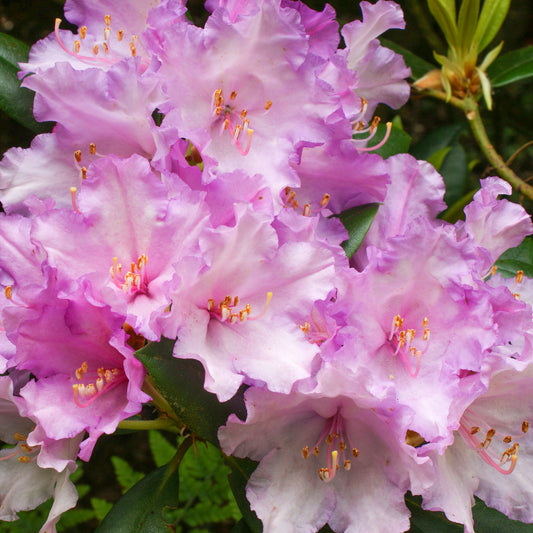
[81,361,88,373]
[230,90,237,100]
[313,446,319,456]
[523,420,529,433]
[89,143,96,155]
[491,265,498,276]
[302,446,309,459]
[13,432,26,442]
[240,109,247,119]
[130,42,136,56]
[18,456,31,463]
[513,293,521,300]
[93,44,99,55]
[393,315,403,328]
[117,29,124,41]
[422,317,429,328]
[74,40,81,53]
[79,26,87,39]
[103,42,109,54]
[81,167,87,179]
[74,150,82,162]
[215,107,222,116]
[516,270,524,283]
[223,118,230,130]
[5,286,12,300]
[104,14,111,26]
[370,116,380,131]
[299,322,310,334]
[422,328,430,341]
[265,100,272,110]
[352,448,359,458]
[320,193,330,207]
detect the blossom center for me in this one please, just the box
[0,432,39,464]
[54,15,143,68]
[109,254,149,294]
[72,361,126,408]
[458,409,529,475]
[207,292,272,324]
[388,314,430,378]
[302,411,359,482]
[211,88,271,156]
[283,187,331,217]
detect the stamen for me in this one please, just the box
[4,286,12,300]
[302,204,311,217]
[74,150,82,163]
[320,193,330,208]
[13,432,26,442]
[70,187,81,214]
[104,14,111,26]
[89,143,96,155]
[93,44,99,55]
[79,26,87,39]
[74,40,80,53]
[230,90,237,100]
[491,265,498,276]
[516,270,524,283]
[117,30,124,41]
[18,456,31,463]
[265,100,272,110]
[355,122,393,153]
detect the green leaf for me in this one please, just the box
[226,456,262,533]
[380,39,435,80]
[471,497,533,532]
[135,338,246,446]
[427,0,459,48]
[487,45,533,87]
[0,33,29,68]
[405,493,462,532]
[96,461,180,533]
[496,237,533,278]
[457,0,480,56]
[440,144,469,210]
[410,123,465,160]
[472,0,511,53]
[149,431,177,468]
[426,146,451,171]
[111,456,145,494]
[0,56,50,133]
[336,203,380,259]
[366,121,411,159]
[91,498,114,522]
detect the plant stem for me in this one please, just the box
[417,88,533,200]
[142,375,183,426]
[117,418,180,432]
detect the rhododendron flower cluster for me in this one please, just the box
[1,0,533,532]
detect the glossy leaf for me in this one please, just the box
[337,203,380,259]
[472,0,511,53]
[95,460,180,533]
[488,45,533,87]
[135,338,246,446]
[226,456,262,533]
[410,123,465,160]
[405,493,462,532]
[496,237,533,278]
[380,39,435,80]
[0,32,29,68]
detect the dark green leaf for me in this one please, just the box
[440,143,469,209]
[488,45,533,87]
[231,519,256,533]
[380,38,435,80]
[496,237,533,278]
[337,203,380,259]
[472,497,533,532]
[365,121,411,159]
[0,32,29,68]
[405,493,462,532]
[135,338,246,446]
[0,56,51,133]
[96,461,179,533]
[410,123,465,160]
[225,456,262,533]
